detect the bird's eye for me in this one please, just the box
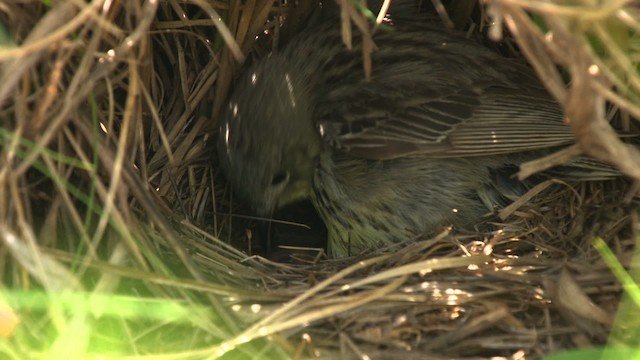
[270,171,289,187]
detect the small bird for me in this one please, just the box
[218,12,580,258]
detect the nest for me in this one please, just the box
[0,0,638,359]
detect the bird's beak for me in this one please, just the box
[276,179,312,209]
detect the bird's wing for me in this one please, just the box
[316,73,574,161]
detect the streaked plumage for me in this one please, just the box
[219,15,580,258]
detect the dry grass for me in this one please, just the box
[0,0,638,359]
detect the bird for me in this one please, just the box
[217,9,586,258]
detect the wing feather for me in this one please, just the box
[313,25,573,160]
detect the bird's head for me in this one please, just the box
[218,57,322,215]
